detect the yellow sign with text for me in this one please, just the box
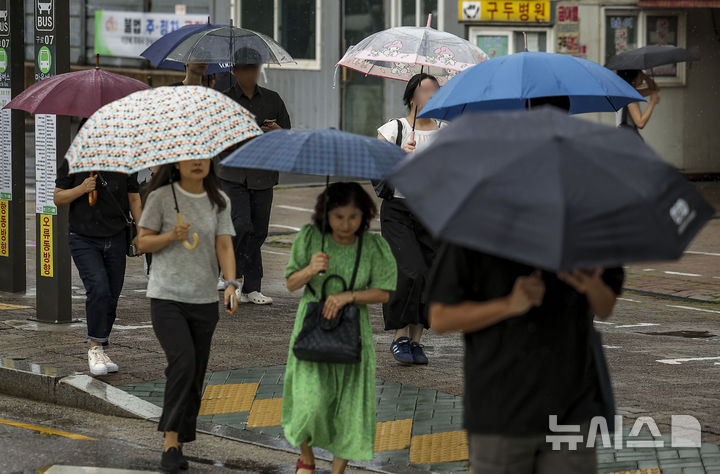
[0,200,8,257]
[459,0,551,23]
[40,214,53,277]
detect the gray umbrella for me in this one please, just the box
[389,107,714,271]
[606,45,699,70]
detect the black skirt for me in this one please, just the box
[380,199,439,330]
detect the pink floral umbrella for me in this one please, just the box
[336,16,489,85]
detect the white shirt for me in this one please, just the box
[378,117,444,198]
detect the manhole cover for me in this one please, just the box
[640,330,715,338]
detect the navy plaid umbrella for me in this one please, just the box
[221,128,408,253]
[220,128,407,180]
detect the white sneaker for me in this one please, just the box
[243,291,273,305]
[100,350,119,373]
[88,346,108,376]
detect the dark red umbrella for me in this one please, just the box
[3,55,150,118]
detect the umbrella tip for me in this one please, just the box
[95,53,100,69]
[426,13,432,28]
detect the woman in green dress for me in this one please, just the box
[282,182,398,474]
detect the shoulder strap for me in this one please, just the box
[395,119,403,146]
[97,172,132,225]
[305,233,364,297]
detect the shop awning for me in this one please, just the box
[638,0,720,7]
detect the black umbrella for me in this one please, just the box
[389,107,714,271]
[606,45,699,71]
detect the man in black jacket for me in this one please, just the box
[216,48,291,305]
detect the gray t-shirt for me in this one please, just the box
[139,183,235,304]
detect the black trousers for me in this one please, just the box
[151,298,219,443]
[380,199,439,331]
[220,179,273,293]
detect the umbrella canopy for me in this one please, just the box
[65,86,262,174]
[418,52,645,120]
[390,107,714,271]
[606,45,699,71]
[337,25,488,84]
[3,67,149,118]
[147,25,293,69]
[141,22,233,74]
[220,128,407,180]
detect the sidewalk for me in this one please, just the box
[1,183,719,473]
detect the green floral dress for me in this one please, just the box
[281,224,397,461]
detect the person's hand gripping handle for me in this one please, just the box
[176,213,199,250]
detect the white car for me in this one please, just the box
[38,1,51,14]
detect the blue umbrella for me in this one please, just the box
[141,23,232,74]
[221,128,408,252]
[418,51,645,120]
[220,128,407,180]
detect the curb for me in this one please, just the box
[0,357,161,420]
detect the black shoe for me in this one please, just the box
[410,342,429,365]
[178,447,189,470]
[161,447,185,472]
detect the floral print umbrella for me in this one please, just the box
[337,21,489,84]
[65,86,262,174]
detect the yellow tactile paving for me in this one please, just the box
[409,430,469,465]
[375,419,413,452]
[198,383,258,415]
[247,398,284,428]
[0,303,31,310]
[606,470,661,474]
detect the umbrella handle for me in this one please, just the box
[176,213,199,250]
[88,171,98,206]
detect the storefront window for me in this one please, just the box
[513,31,547,52]
[646,15,679,76]
[239,0,319,64]
[605,14,638,65]
[476,35,509,58]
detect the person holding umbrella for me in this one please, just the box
[215,47,292,305]
[390,107,714,474]
[376,73,442,366]
[617,69,660,132]
[54,165,142,376]
[282,182,397,474]
[137,159,239,471]
[63,85,263,473]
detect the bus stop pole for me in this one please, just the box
[32,0,72,323]
[0,0,26,292]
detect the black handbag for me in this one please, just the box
[293,234,364,364]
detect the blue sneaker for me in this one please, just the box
[391,337,414,365]
[410,342,429,365]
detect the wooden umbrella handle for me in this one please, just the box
[88,171,98,206]
[176,212,199,250]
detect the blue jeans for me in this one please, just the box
[68,232,127,345]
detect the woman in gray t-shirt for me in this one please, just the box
[138,159,239,471]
